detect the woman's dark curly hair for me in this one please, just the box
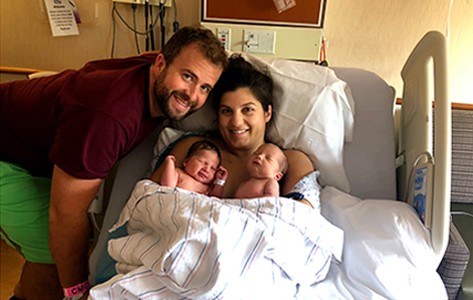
[210,54,273,114]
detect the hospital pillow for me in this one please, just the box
[175,54,355,193]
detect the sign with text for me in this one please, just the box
[44,0,80,37]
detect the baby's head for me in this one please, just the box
[183,140,222,184]
[247,143,287,181]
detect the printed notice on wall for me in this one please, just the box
[273,0,296,13]
[44,0,80,37]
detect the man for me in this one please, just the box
[0,26,227,300]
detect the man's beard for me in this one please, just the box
[153,73,195,121]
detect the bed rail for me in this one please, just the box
[0,66,57,80]
[398,31,451,266]
[0,66,47,75]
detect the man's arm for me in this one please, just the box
[49,165,102,297]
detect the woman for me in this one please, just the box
[150,55,314,206]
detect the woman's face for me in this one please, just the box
[218,87,272,154]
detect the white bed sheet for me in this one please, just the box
[305,186,448,300]
[89,180,343,300]
[90,182,447,299]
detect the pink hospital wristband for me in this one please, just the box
[63,280,90,297]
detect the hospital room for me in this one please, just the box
[1,0,472,299]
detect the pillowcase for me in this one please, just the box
[175,53,355,193]
[319,186,447,299]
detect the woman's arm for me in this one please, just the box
[282,149,315,207]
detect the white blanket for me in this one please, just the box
[303,186,448,300]
[89,180,344,300]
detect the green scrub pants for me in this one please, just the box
[0,161,54,264]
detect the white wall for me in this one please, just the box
[1,0,472,103]
[324,0,473,104]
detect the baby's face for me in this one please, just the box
[247,144,284,180]
[184,149,220,184]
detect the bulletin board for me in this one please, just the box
[202,0,326,28]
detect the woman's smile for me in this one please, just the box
[230,128,249,135]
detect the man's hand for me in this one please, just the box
[49,165,102,291]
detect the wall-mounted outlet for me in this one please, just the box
[112,0,172,7]
[217,28,231,51]
[243,30,276,54]
[202,22,323,61]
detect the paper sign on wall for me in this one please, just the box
[44,0,80,37]
[273,0,296,13]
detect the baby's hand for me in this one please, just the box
[215,166,228,181]
[165,155,176,164]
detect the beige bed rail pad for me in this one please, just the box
[399,30,451,267]
[396,98,473,111]
[0,66,58,80]
[0,66,47,75]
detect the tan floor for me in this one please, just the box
[0,221,101,300]
[0,239,24,300]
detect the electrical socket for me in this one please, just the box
[112,0,172,7]
[243,30,276,54]
[217,28,231,51]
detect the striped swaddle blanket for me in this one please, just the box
[90,179,343,300]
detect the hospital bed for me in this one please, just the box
[86,31,463,299]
